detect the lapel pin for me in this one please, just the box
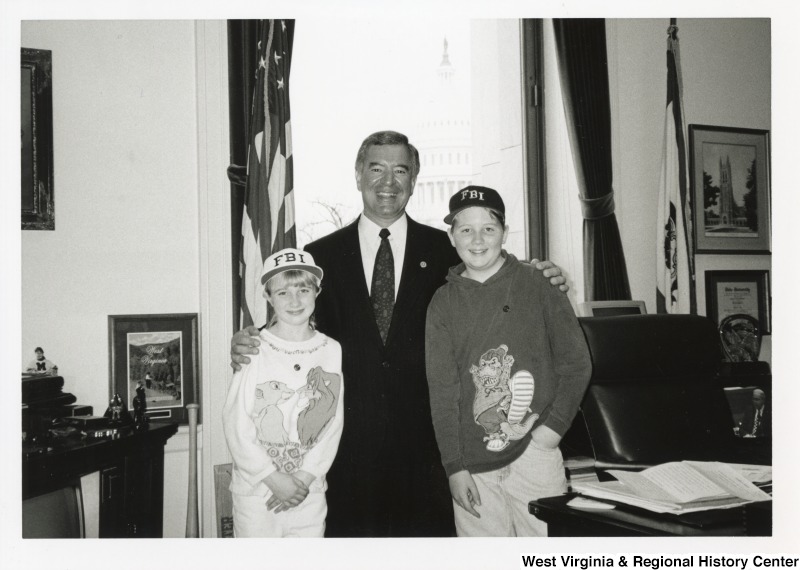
[420,261,427,268]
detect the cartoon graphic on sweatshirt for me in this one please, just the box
[254,380,293,446]
[297,367,341,447]
[470,345,538,451]
[253,368,342,473]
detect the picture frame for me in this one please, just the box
[705,270,771,335]
[577,300,647,317]
[21,48,55,231]
[109,313,200,424]
[689,125,770,254]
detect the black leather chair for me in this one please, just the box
[562,314,745,469]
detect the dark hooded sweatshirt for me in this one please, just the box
[425,252,592,477]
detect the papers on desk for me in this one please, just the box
[566,496,616,510]
[572,461,772,514]
[727,463,772,485]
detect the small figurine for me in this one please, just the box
[25,347,58,375]
[104,393,131,425]
[133,381,149,430]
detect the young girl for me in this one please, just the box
[425,186,591,537]
[223,248,344,537]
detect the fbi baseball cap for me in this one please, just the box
[261,248,324,285]
[444,185,506,225]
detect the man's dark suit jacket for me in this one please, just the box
[740,405,771,439]
[305,215,460,537]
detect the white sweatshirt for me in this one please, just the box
[223,328,344,497]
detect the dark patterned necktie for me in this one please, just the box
[371,228,395,343]
[752,409,761,436]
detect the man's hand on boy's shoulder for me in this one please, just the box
[230,325,262,371]
[530,259,569,293]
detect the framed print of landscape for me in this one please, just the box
[108,313,200,424]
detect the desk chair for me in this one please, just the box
[562,314,741,469]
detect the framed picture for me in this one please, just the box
[705,270,770,335]
[109,313,200,424]
[577,300,647,317]
[689,125,770,254]
[21,48,55,231]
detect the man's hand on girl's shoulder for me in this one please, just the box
[230,325,262,371]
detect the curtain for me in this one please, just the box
[552,19,631,301]
[227,20,261,330]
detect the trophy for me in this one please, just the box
[719,314,761,362]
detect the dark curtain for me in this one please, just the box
[552,19,631,301]
[227,20,260,331]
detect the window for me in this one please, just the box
[228,19,546,258]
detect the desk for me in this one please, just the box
[23,421,178,537]
[529,494,771,537]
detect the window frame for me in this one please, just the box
[521,19,548,260]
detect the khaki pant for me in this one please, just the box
[453,440,567,537]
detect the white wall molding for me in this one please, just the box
[195,19,233,539]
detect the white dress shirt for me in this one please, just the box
[358,214,407,297]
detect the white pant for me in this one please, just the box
[453,439,567,537]
[232,490,327,537]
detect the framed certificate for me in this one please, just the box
[705,270,770,334]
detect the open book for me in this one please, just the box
[573,461,772,514]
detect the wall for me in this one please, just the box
[20,20,204,537]
[607,18,771,361]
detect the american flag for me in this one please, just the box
[240,20,296,328]
[656,21,695,314]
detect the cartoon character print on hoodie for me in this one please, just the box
[470,344,538,452]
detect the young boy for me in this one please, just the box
[223,248,344,537]
[425,186,591,537]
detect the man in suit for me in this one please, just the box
[230,130,567,537]
[739,388,771,439]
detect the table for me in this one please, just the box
[529,494,771,537]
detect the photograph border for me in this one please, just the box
[577,300,647,317]
[108,313,200,424]
[705,269,771,335]
[689,124,770,254]
[21,47,55,231]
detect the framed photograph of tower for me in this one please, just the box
[689,125,770,254]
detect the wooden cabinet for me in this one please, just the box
[24,422,177,538]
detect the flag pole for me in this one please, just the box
[669,19,697,314]
[656,17,696,314]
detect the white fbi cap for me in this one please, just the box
[260,248,323,285]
